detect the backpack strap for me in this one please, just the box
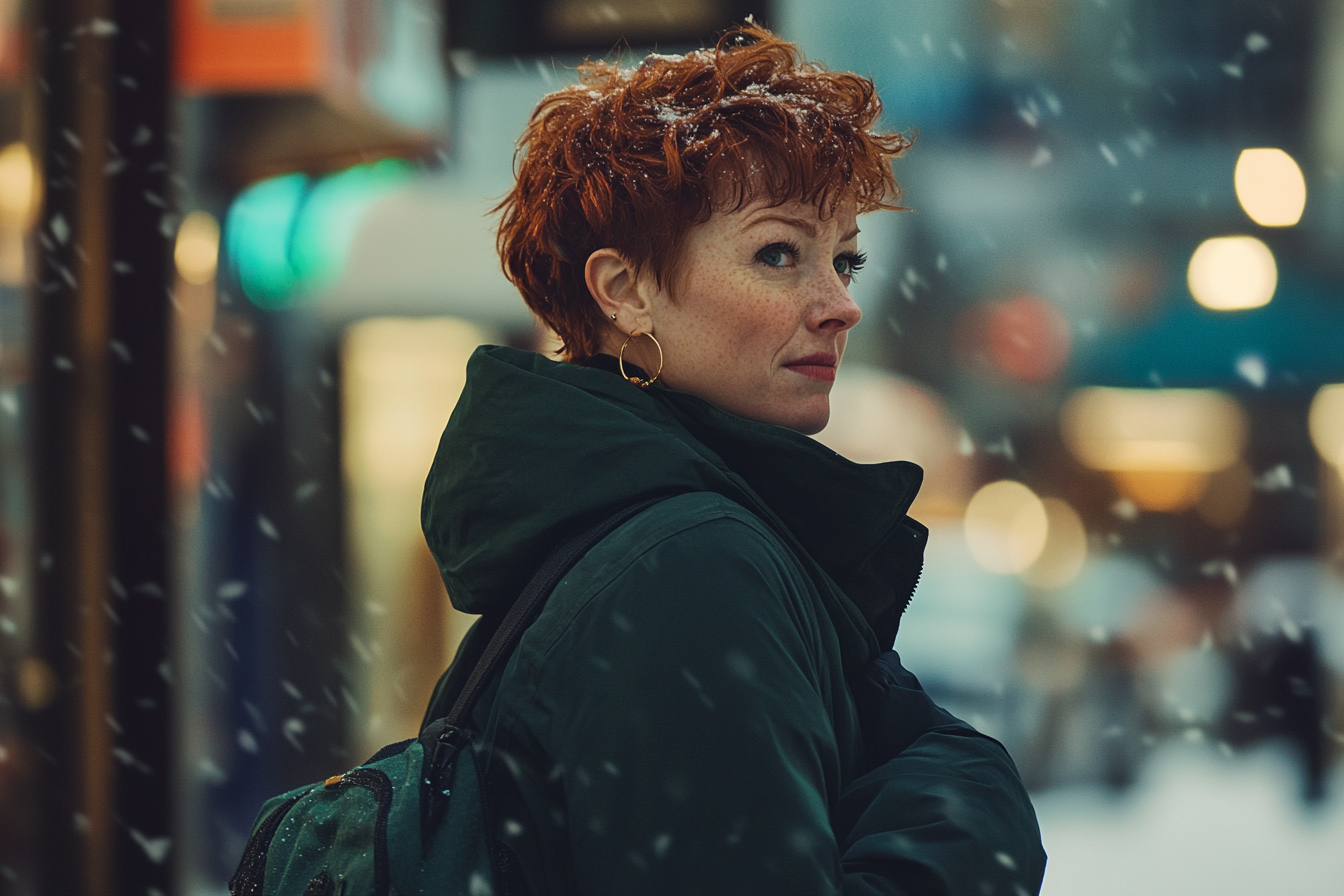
[443,496,667,729]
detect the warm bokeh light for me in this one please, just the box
[1062,387,1247,512]
[952,294,1072,385]
[342,316,494,755]
[342,317,487,488]
[964,480,1048,575]
[1309,384,1344,468]
[0,141,39,228]
[0,142,39,285]
[986,295,1072,383]
[174,210,221,285]
[15,656,58,711]
[1061,387,1247,472]
[1021,498,1088,589]
[1234,147,1306,227]
[1195,461,1254,527]
[1111,469,1209,513]
[1187,236,1277,310]
[814,365,972,519]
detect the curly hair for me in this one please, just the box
[495,23,912,361]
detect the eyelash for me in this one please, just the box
[836,251,867,279]
[754,242,867,280]
[756,241,801,267]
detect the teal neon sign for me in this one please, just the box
[224,158,415,310]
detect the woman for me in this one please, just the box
[420,24,1045,895]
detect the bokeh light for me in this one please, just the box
[1062,387,1248,512]
[1061,387,1247,472]
[814,365,972,519]
[342,316,488,488]
[15,656,57,711]
[289,157,415,292]
[1308,384,1344,468]
[953,294,1073,385]
[1021,497,1088,589]
[174,210,221,285]
[1187,236,1277,311]
[1195,461,1254,528]
[985,295,1073,384]
[0,141,37,285]
[224,171,308,308]
[224,159,415,309]
[0,141,39,228]
[964,480,1048,575]
[1234,147,1306,227]
[341,316,493,753]
[1111,469,1210,513]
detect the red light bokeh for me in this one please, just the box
[956,294,1072,384]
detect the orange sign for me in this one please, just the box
[0,0,25,84]
[174,0,325,92]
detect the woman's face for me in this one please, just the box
[596,197,864,434]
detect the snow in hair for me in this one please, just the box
[495,23,912,362]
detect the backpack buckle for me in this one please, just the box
[419,719,468,854]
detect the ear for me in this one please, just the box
[585,249,655,337]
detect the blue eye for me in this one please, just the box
[756,242,799,268]
[834,251,867,279]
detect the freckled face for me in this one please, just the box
[631,198,864,434]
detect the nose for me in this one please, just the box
[810,270,862,333]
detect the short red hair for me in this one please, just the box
[495,23,912,361]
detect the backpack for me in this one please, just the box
[228,498,663,896]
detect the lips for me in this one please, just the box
[783,352,838,383]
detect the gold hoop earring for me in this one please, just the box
[617,330,664,389]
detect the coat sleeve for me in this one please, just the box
[531,516,851,896]
[835,652,1047,896]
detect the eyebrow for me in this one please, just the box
[742,213,860,242]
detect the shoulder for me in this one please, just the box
[566,490,809,608]
[580,491,790,575]
[598,490,781,554]
[511,491,825,683]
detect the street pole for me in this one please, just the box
[31,2,173,892]
[32,1,114,891]
[105,2,174,892]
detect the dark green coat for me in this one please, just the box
[421,346,1045,895]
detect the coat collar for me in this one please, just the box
[422,346,926,675]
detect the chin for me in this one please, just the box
[718,387,830,434]
[773,399,830,435]
[791,413,829,436]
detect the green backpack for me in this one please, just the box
[228,499,662,896]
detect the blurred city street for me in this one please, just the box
[1038,744,1344,896]
[0,0,1342,893]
